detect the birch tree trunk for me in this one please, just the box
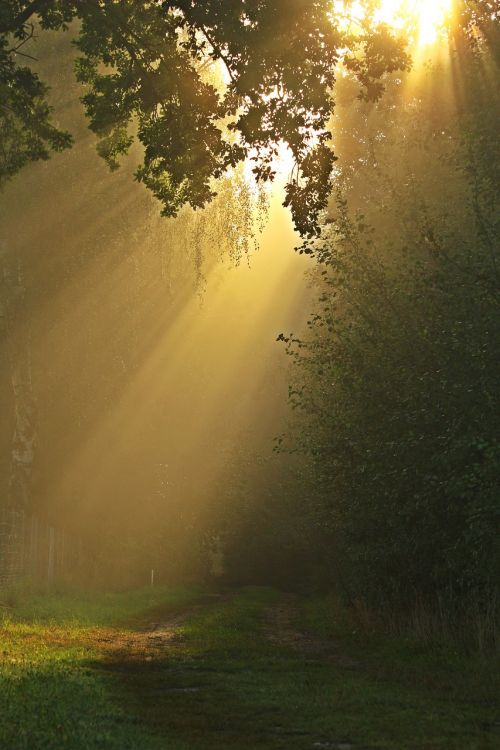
[0,246,37,582]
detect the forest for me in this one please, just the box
[1,2,499,748]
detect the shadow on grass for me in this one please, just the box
[2,587,499,750]
[0,661,170,750]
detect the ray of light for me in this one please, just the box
[334,0,452,46]
[49,175,312,538]
[376,0,452,45]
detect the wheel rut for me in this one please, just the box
[266,593,359,669]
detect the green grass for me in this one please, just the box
[1,584,499,749]
[296,594,500,749]
[304,592,500,710]
[0,584,202,750]
[1,581,199,627]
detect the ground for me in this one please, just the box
[0,585,498,749]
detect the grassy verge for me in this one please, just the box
[300,594,500,697]
[0,584,202,750]
[1,585,499,749]
[296,594,500,749]
[0,581,199,627]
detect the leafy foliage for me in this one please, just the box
[281,25,500,605]
[0,34,72,185]
[0,0,410,235]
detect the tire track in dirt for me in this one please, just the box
[266,593,359,669]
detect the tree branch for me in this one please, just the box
[8,22,37,58]
[0,0,53,34]
[199,24,236,83]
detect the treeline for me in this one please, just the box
[217,19,500,640]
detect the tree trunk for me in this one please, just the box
[0,250,37,514]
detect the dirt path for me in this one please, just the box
[68,588,497,750]
[93,590,358,697]
[92,590,359,748]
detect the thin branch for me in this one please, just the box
[8,21,35,51]
[0,0,52,34]
[10,49,38,60]
[199,24,236,83]
[9,24,38,59]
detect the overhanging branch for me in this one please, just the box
[0,0,53,34]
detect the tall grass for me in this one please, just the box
[347,591,499,655]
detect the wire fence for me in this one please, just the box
[0,506,84,588]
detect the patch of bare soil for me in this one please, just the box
[267,594,359,669]
[96,593,225,666]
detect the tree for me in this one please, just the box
[0,0,410,236]
[280,22,500,610]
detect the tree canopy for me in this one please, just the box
[0,0,411,236]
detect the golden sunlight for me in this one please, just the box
[335,0,452,46]
[376,0,452,45]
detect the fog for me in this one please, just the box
[0,30,312,584]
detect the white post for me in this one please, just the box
[151,568,154,587]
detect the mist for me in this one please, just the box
[0,29,312,586]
